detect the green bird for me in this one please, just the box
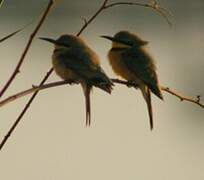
[101,31,163,130]
[40,34,113,126]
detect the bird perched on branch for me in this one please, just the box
[40,34,113,126]
[101,31,163,130]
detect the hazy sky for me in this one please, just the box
[0,0,204,180]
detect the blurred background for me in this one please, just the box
[0,0,204,179]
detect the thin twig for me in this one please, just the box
[0,80,74,108]
[0,0,54,98]
[111,79,204,108]
[76,0,108,36]
[0,20,34,43]
[111,79,138,87]
[104,0,172,26]
[81,17,88,26]
[0,79,203,109]
[161,86,204,108]
[1,28,24,43]
[0,30,22,43]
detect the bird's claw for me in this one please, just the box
[127,81,139,89]
[66,80,78,85]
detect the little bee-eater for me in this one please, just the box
[101,31,163,130]
[40,34,113,126]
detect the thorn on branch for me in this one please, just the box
[149,0,158,8]
[197,95,201,102]
[67,80,79,85]
[81,17,88,26]
[148,0,172,26]
[127,81,138,88]
[103,0,172,27]
[126,83,133,88]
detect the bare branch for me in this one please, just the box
[104,0,172,26]
[81,17,88,26]
[0,30,22,43]
[0,79,203,110]
[1,29,23,43]
[0,0,4,8]
[76,0,109,36]
[111,79,139,88]
[0,80,75,108]
[111,79,204,108]
[161,86,204,108]
[0,0,54,98]
[0,20,34,43]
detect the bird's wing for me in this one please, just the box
[122,48,163,99]
[59,51,100,78]
[59,51,113,93]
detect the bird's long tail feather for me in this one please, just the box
[82,83,91,126]
[141,86,153,130]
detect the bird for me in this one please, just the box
[40,34,113,126]
[101,30,163,130]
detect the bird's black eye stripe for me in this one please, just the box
[115,39,133,47]
[54,49,61,53]
[111,47,127,51]
[57,42,70,48]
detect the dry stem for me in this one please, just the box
[104,0,172,26]
[161,86,204,108]
[0,79,203,109]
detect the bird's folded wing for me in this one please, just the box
[58,52,111,86]
[122,49,160,94]
[59,52,99,78]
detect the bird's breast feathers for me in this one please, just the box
[52,54,78,80]
[108,49,135,81]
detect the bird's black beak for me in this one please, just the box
[100,35,132,47]
[39,37,71,48]
[39,37,58,44]
[100,35,116,42]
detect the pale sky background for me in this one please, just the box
[0,0,204,180]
